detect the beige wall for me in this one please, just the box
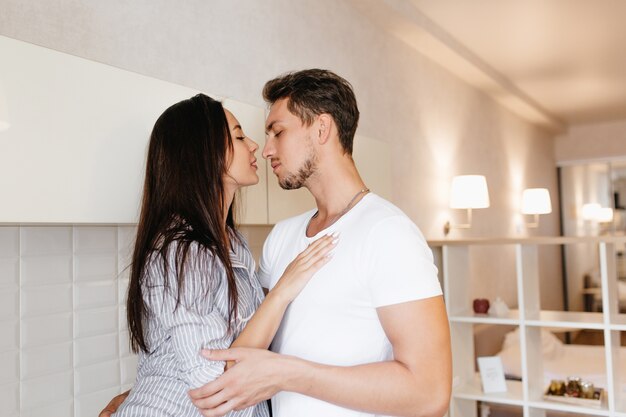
[555,119,626,163]
[0,0,563,308]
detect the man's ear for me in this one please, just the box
[316,114,333,144]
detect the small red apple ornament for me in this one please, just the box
[473,298,490,314]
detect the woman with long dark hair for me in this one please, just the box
[111,94,335,417]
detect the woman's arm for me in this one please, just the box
[228,234,336,352]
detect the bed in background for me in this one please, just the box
[496,328,625,389]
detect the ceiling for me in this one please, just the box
[351,0,626,131]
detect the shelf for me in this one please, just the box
[449,309,520,325]
[450,310,608,329]
[452,374,523,406]
[525,310,605,330]
[442,237,623,417]
[429,235,626,246]
[528,399,610,416]
[611,315,626,330]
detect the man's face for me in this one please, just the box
[263,98,317,190]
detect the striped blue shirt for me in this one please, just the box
[113,234,269,417]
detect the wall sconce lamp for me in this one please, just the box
[444,175,490,236]
[581,203,614,223]
[521,188,552,228]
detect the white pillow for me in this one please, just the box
[501,327,564,360]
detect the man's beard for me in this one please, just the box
[279,150,317,190]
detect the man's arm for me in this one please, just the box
[190,295,452,417]
[98,390,129,417]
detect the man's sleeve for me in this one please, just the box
[362,216,442,308]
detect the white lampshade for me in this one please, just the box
[521,188,552,215]
[582,203,613,223]
[597,207,614,223]
[449,175,490,209]
[582,203,601,220]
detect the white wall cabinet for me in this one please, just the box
[0,36,201,224]
[1,36,392,225]
[430,237,626,417]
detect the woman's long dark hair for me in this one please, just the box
[128,94,240,353]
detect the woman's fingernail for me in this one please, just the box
[332,231,340,238]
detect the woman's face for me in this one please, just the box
[223,109,259,190]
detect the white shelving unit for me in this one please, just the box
[429,236,626,417]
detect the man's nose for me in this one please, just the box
[262,138,273,160]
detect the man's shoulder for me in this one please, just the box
[358,194,426,242]
[359,194,412,226]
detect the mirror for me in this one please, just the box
[559,160,626,314]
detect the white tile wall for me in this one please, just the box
[20,227,72,256]
[0,320,19,352]
[0,383,19,416]
[21,284,73,317]
[21,370,73,410]
[0,350,19,385]
[22,313,73,348]
[0,225,139,417]
[0,258,19,286]
[0,228,20,417]
[21,399,73,417]
[75,307,118,338]
[75,386,120,417]
[0,227,19,257]
[0,288,19,319]
[0,224,271,417]
[21,343,72,380]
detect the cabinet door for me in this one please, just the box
[0,37,270,225]
[0,36,204,223]
[222,99,268,225]
[266,133,392,224]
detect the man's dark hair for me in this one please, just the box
[263,69,360,155]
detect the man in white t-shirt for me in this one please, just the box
[189,69,451,417]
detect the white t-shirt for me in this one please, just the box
[258,193,442,417]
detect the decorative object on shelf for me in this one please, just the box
[444,175,490,236]
[489,297,510,317]
[521,188,552,228]
[472,298,490,314]
[544,377,604,408]
[477,356,507,393]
